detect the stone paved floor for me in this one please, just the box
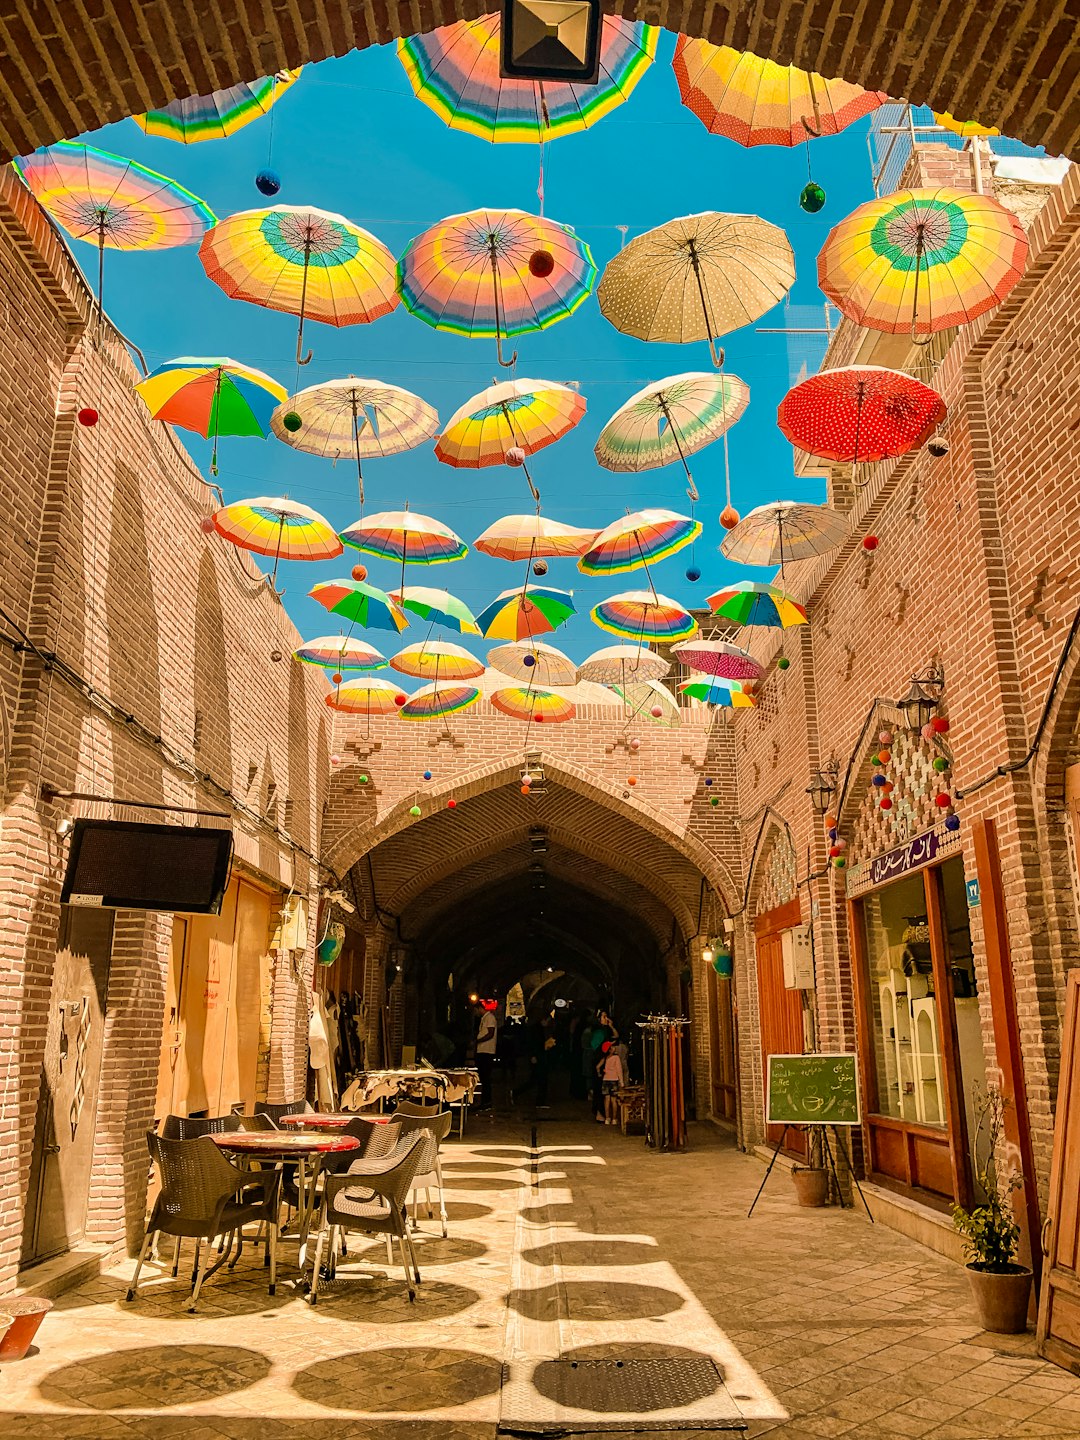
[3,1116,1079,1438]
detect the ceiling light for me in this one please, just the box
[501,0,602,83]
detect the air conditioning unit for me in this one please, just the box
[782,925,815,989]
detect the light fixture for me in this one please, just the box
[501,0,602,83]
[702,944,715,966]
[897,663,944,733]
[806,759,840,815]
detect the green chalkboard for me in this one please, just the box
[766,1053,861,1126]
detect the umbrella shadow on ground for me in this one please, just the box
[38,1343,271,1410]
[443,1175,527,1190]
[520,1240,661,1268]
[292,1345,502,1413]
[442,1201,494,1222]
[304,1277,481,1320]
[517,1202,577,1226]
[348,1235,488,1266]
[507,1281,685,1323]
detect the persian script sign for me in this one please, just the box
[867,829,940,888]
[766,1053,861,1126]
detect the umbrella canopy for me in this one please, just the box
[389,586,480,635]
[706,580,808,628]
[818,187,1027,342]
[135,357,286,475]
[475,513,598,561]
[679,677,758,708]
[672,638,763,681]
[435,378,585,467]
[591,591,698,641]
[397,13,657,143]
[491,685,576,723]
[211,496,342,582]
[579,508,701,577]
[778,365,947,465]
[488,641,577,686]
[199,205,399,364]
[720,501,847,567]
[308,579,408,632]
[673,39,886,146]
[398,208,596,366]
[294,636,387,669]
[399,681,481,719]
[595,371,749,473]
[477,585,577,640]
[578,644,670,685]
[340,510,468,565]
[614,677,681,724]
[597,212,794,366]
[933,111,1000,138]
[390,641,485,679]
[326,676,405,714]
[134,70,302,142]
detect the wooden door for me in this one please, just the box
[708,972,737,1121]
[1038,969,1080,1372]
[155,917,188,1124]
[21,906,114,1265]
[756,901,808,1158]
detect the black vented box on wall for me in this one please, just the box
[60,820,233,915]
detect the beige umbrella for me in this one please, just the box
[720,500,847,569]
[488,641,577,686]
[578,643,670,685]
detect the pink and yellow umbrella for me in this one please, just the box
[294,636,387,670]
[590,591,698,642]
[672,638,763,682]
[326,676,405,715]
[491,685,576,723]
[211,496,342,584]
[340,510,468,567]
[390,641,485,680]
[579,509,701,577]
[399,681,481,720]
[475,513,598,561]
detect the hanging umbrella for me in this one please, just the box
[340,509,468,567]
[326,676,405,714]
[199,205,399,364]
[476,585,576,640]
[591,591,698,642]
[210,496,342,584]
[679,677,758,708]
[475,513,598,561]
[595,371,749,485]
[673,39,886,147]
[614,677,682,725]
[270,377,438,507]
[15,141,214,315]
[671,638,762,682]
[706,580,807,628]
[817,187,1027,343]
[134,357,285,476]
[578,643,669,685]
[437,377,585,464]
[778,365,947,466]
[294,636,387,670]
[399,681,481,720]
[398,14,656,143]
[488,641,577,686]
[597,212,794,367]
[720,501,847,568]
[491,685,576,723]
[390,641,485,679]
[933,111,1000,138]
[389,586,480,635]
[134,70,302,142]
[398,208,596,367]
[308,579,408,632]
[579,509,701,577]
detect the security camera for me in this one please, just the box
[56,816,74,839]
[927,436,949,458]
[323,887,355,914]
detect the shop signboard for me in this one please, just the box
[868,830,940,888]
[766,1053,861,1126]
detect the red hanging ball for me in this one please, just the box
[863,535,879,551]
[351,564,368,582]
[880,798,893,810]
[77,406,99,427]
[528,249,555,278]
[932,716,950,733]
[199,516,216,534]
[394,693,407,707]
[447,798,457,809]
[534,714,543,723]
[828,845,841,858]
[935,792,952,808]
[331,672,343,685]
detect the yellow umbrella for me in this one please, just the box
[933,111,1000,138]
[390,641,485,680]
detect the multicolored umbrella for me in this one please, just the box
[597,212,794,367]
[672,638,762,682]
[706,580,807,629]
[389,586,480,635]
[720,501,847,568]
[398,208,596,366]
[340,511,468,591]
[488,641,577,686]
[818,187,1028,343]
[614,677,681,725]
[390,641,485,680]
[778,365,947,466]
[398,14,657,143]
[308,579,409,632]
[15,141,215,311]
[673,40,886,147]
[134,357,286,475]
[475,513,598,561]
[399,681,481,720]
[679,676,758,708]
[579,509,701,577]
[326,676,404,715]
[294,636,387,670]
[436,377,585,467]
[578,644,669,685]
[134,70,302,143]
[491,685,576,723]
[271,377,438,506]
[199,205,399,363]
[210,496,342,584]
[933,111,1000,138]
[476,585,576,640]
[591,591,698,642]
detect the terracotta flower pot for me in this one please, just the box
[0,1315,13,1351]
[966,1263,1033,1334]
[0,1296,53,1360]
[791,1166,829,1207]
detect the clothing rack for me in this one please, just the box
[637,1015,689,1151]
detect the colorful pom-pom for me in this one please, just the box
[863,535,879,551]
[880,798,893,810]
[932,716,950,734]
[777,655,790,670]
[506,445,526,466]
[935,792,952,808]
[528,249,555,278]
[945,814,960,831]
[255,169,281,197]
[78,406,99,427]
[351,564,368,582]
[447,798,457,809]
[409,804,421,817]
[685,565,701,583]
[932,756,949,772]
[282,411,302,432]
[719,504,741,530]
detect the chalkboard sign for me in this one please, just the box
[766,1053,861,1126]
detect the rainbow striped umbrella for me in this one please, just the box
[591,591,698,642]
[672,638,762,682]
[294,636,387,670]
[211,496,342,583]
[595,372,749,482]
[475,513,598,561]
[326,676,404,715]
[706,580,808,629]
[436,378,585,468]
[340,510,468,567]
[390,641,485,680]
[134,70,302,143]
[679,676,758,708]
[200,205,399,365]
[398,14,656,143]
[818,187,1028,342]
[389,586,480,636]
[491,685,576,723]
[579,509,701,577]
[477,585,576,641]
[933,111,1000,138]
[308,579,408,632]
[488,642,577,686]
[398,208,596,366]
[673,39,886,147]
[134,357,286,475]
[400,681,481,720]
[578,644,670,685]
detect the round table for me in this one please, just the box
[279,1113,389,1129]
[212,1131,360,1254]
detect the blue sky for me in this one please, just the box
[81,29,875,666]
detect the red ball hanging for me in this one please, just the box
[447,798,457,809]
[880,797,893,810]
[331,672,343,685]
[199,515,216,534]
[828,844,841,858]
[862,535,879,551]
[932,716,950,733]
[528,249,555,278]
[935,792,952,808]
[77,406,99,427]
[394,693,407,706]
[351,564,368,582]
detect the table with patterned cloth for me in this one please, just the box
[211,1130,360,1257]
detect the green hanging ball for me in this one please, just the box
[282,411,303,433]
[358,774,369,785]
[932,756,949,772]
[777,655,790,670]
[409,804,421,817]
[833,855,847,869]
[800,181,826,214]
[709,796,720,807]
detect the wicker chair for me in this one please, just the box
[281,1117,402,1212]
[160,1113,243,1140]
[128,1133,281,1311]
[254,1100,310,1126]
[308,1132,436,1304]
[395,1110,453,1238]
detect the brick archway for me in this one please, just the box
[3,3,1079,160]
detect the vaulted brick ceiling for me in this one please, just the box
[2,1,1078,159]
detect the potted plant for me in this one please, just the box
[951,1085,1032,1334]
[791,1129,830,1207]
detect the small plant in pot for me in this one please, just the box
[791,1128,830,1207]
[951,1084,1032,1334]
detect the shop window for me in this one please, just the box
[939,856,990,1198]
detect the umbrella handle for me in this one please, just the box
[297,249,314,365]
[296,326,313,366]
[496,332,518,369]
[802,74,824,137]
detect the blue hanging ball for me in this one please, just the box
[685,565,701,583]
[256,169,281,197]
[945,814,961,832]
[423,770,432,781]
[872,773,887,786]
[523,654,536,667]
[704,777,713,787]
[828,827,838,843]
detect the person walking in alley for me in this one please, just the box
[599,1039,626,1125]
[474,1000,498,1112]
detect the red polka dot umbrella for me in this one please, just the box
[777,365,946,466]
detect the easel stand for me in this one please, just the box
[747,1125,875,1220]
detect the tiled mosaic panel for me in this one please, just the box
[758,828,798,912]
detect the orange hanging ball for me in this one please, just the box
[520,785,531,795]
[719,504,741,530]
[331,672,343,685]
[351,564,368,582]
[199,515,216,534]
[627,776,637,786]
[528,249,555,278]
